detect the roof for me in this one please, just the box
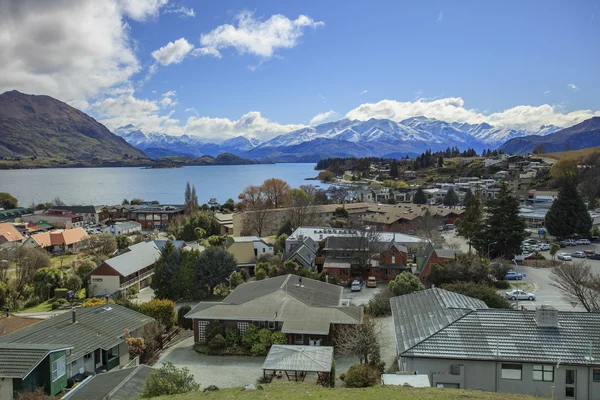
[0,314,40,336]
[152,239,186,250]
[29,228,89,247]
[186,275,362,335]
[0,222,24,242]
[101,241,161,276]
[262,345,333,372]
[288,227,424,245]
[64,365,154,400]
[284,244,316,266]
[381,374,431,387]
[51,206,98,214]
[0,343,73,378]
[131,206,183,214]
[390,288,488,354]
[364,204,465,224]
[402,308,600,365]
[434,248,462,259]
[0,305,153,364]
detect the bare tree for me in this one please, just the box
[327,186,350,205]
[550,261,600,312]
[287,188,319,230]
[82,234,117,258]
[242,201,278,237]
[341,222,385,276]
[262,178,291,208]
[414,208,447,248]
[335,315,384,367]
[184,182,193,215]
[53,196,66,207]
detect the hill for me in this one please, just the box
[0,90,148,163]
[150,383,545,400]
[154,153,264,167]
[499,117,600,155]
[543,146,600,161]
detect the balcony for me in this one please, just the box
[119,269,154,289]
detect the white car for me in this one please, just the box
[577,239,591,245]
[530,244,541,251]
[539,243,550,251]
[505,290,536,301]
[351,280,362,292]
[572,251,587,258]
[557,253,573,261]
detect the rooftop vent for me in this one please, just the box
[535,305,559,327]
[72,307,77,324]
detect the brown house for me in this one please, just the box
[361,204,464,233]
[131,206,184,230]
[416,243,462,281]
[369,242,410,281]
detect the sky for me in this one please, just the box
[1,0,599,141]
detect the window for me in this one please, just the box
[84,353,92,361]
[340,269,349,276]
[198,320,209,343]
[52,356,66,382]
[262,248,265,253]
[501,363,522,380]
[533,365,554,382]
[593,369,600,382]
[566,369,575,385]
[237,322,249,334]
[565,387,575,398]
[294,334,303,344]
[373,268,379,274]
[391,255,396,264]
[268,321,275,330]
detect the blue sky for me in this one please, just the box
[1,0,599,140]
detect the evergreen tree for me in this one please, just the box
[151,241,182,299]
[184,182,193,215]
[443,188,459,206]
[456,194,484,253]
[390,160,399,179]
[463,189,473,204]
[413,187,427,205]
[483,183,527,258]
[545,181,593,239]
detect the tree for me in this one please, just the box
[443,188,459,206]
[463,189,473,204]
[184,182,197,215]
[194,227,206,241]
[318,170,336,182]
[425,254,491,287]
[550,243,560,264]
[388,272,424,296]
[33,267,64,300]
[545,181,593,239]
[152,241,182,300]
[335,315,384,372]
[343,363,380,388]
[550,261,600,312]
[342,225,385,276]
[52,196,66,207]
[139,299,176,331]
[413,187,427,204]
[532,143,546,155]
[130,198,144,205]
[483,183,526,259]
[457,194,484,253]
[122,198,130,205]
[0,192,18,209]
[441,281,510,308]
[115,234,131,251]
[262,178,291,208]
[327,186,350,204]
[83,234,117,257]
[142,362,199,397]
[14,247,51,298]
[287,188,318,230]
[414,208,446,248]
[195,247,237,295]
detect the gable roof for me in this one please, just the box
[0,305,153,364]
[0,343,73,379]
[283,244,316,267]
[101,241,161,277]
[262,345,333,373]
[0,222,24,242]
[29,228,89,247]
[390,288,488,354]
[65,365,154,400]
[0,314,40,336]
[434,248,462,259]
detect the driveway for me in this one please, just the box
[342,286,381,306]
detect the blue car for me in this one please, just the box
[504,271,523,280]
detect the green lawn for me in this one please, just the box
[21,301,53,313]
[152,383,546,400]
[50,254,78,269]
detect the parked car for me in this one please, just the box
[589,253,600,260]
[351,280,362,292]
[557,253,573,261]
[539,243,550,251]
[572,251,587,258]
[524,253,539,260]
[577,239,591,245]
[565,239,577,246]
[524,239,538,245]
[366,276,377,288]
[521,245,531,253]
[530,244,541,251]
[505,290,536,301]
[558,241,567,248]
[591,236,600,243]
[504,271,523,280]
[585,250,597,256]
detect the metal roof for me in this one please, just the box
[0,305,153,364]
[103,241,161,276]
[262,345,333,373]
[64,365,154,400]
[434,248,462,259]
[381,374,431,387]
[0,343,73,378]
[390,288,488,354]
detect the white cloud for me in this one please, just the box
[361,90,368,95]
[162,90,176,98]
[568,83,580,91]
[118,0,168,21]
[151,38,195,66]
[191,47,222,58]
[544,90,551,94]
[165,5,195,18]
[310,110,336,125]
[345,97,600,130]
[197,11,324,58]
[437,12,443,22]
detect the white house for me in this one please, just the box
[102,221,142,236]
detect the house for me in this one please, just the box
[0,304,153,397]
[22,228,89,252]
[25,220,53,233]
[88,241,161,297]
[99,205,140,223]
[371,241,410,281]
[390,289,600,399]
[50,206,103,225]
[283,236,319,269]
[0,222,24,247]
[186,274,363,346]
[415,243,462,281]
[214,213,234,235]
[0,313,39,337]
[0,208,29,223]
[225,236,274,267]
[361,204,464,233]
[102,221,142,236]
[0,343,74,398]
[62,365,153,400]
[130,205,184,231]
[22,209,84,229]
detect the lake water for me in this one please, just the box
[0,163,325,206]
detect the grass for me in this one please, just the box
[510,282,536,292]
[151,382,546,400]
[50,254,78,269]
[21,301,53,313]
[544,146,600,161]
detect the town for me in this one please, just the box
[1,147,599,400]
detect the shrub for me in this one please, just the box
[66,275,83,292]
[366,288,393,316]
[126,285,139,298]
[492,280,510,289]
[388,272,424,296]
[205,320,223,342]
[251,342,268,356]
[177,305,192,329]
[142,361,199,397]
[241,325,259,348]
[343,363,379,388]
[225,327,241,347]
[57,298,67,304]
[441,281,510,308]
[271,331,287,345]
[50,301,60,310]
[139,299,176,331]
[330,360,336,388]
[258,328,272,346]
[255,268,266,280]
[209,333,226,350]
[83,297,115,308]
[339,373,346,381]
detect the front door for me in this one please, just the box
[565,369,576,399]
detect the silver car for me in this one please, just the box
[505,290,536,301]
[557,253,572,261]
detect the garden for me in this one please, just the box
[194,322,288,356]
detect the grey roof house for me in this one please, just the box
[391,288,600,399]
[0,304,153,397]
[283,236,318,269]
[62,365,153,400]
[186,274,362,346]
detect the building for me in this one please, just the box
[102,221,142,236]
[415,243,462,280]
[99,205,140,223]
[0,222,24,247]
[22,228,89,252]
[283,236,319,269]
[186,274,362,346]
[287,226,424,246]
[62,365,153,400]
[50,206,103,225]
[360,204,464,233]
[390,288,600,399]
[0,208,29,223]
[214,213,234,235]
[0,304,153,397]
[225,236,274,267]
[0,313,39,337]
[232,203,370,237]
[22,209,84,229]
[88,241,161,297]
[130,205,184,231]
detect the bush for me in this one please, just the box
[492,280,510,289]
[66,275,83,292]
[330,360,336,388]
[343,363,379,388]
[140,299,176,331]
[126,285,139,298]
[83,297,115,308]
[205,320,223,342]
[441,281,511,308]
[54,288,68,299]
[209,333,226,349]
[225,327,241,347]
[142,361,199,397]
[177,305,192,329]
[251,342,268,356]
[271,331,287,345]
[388,272,424,296]
[50,301,60,310]
[258,328,272,346]
[366,288,393,316]
[255,268,266,280]
[57,298,67,304]
[241,325,259,348]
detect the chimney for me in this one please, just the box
[535,305,559,327]
[71,307,77,324]
[105,295,109,306]
[4,307,9,317]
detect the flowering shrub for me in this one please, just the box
[124,329,145,358]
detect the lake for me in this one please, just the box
[0,163,325,206]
